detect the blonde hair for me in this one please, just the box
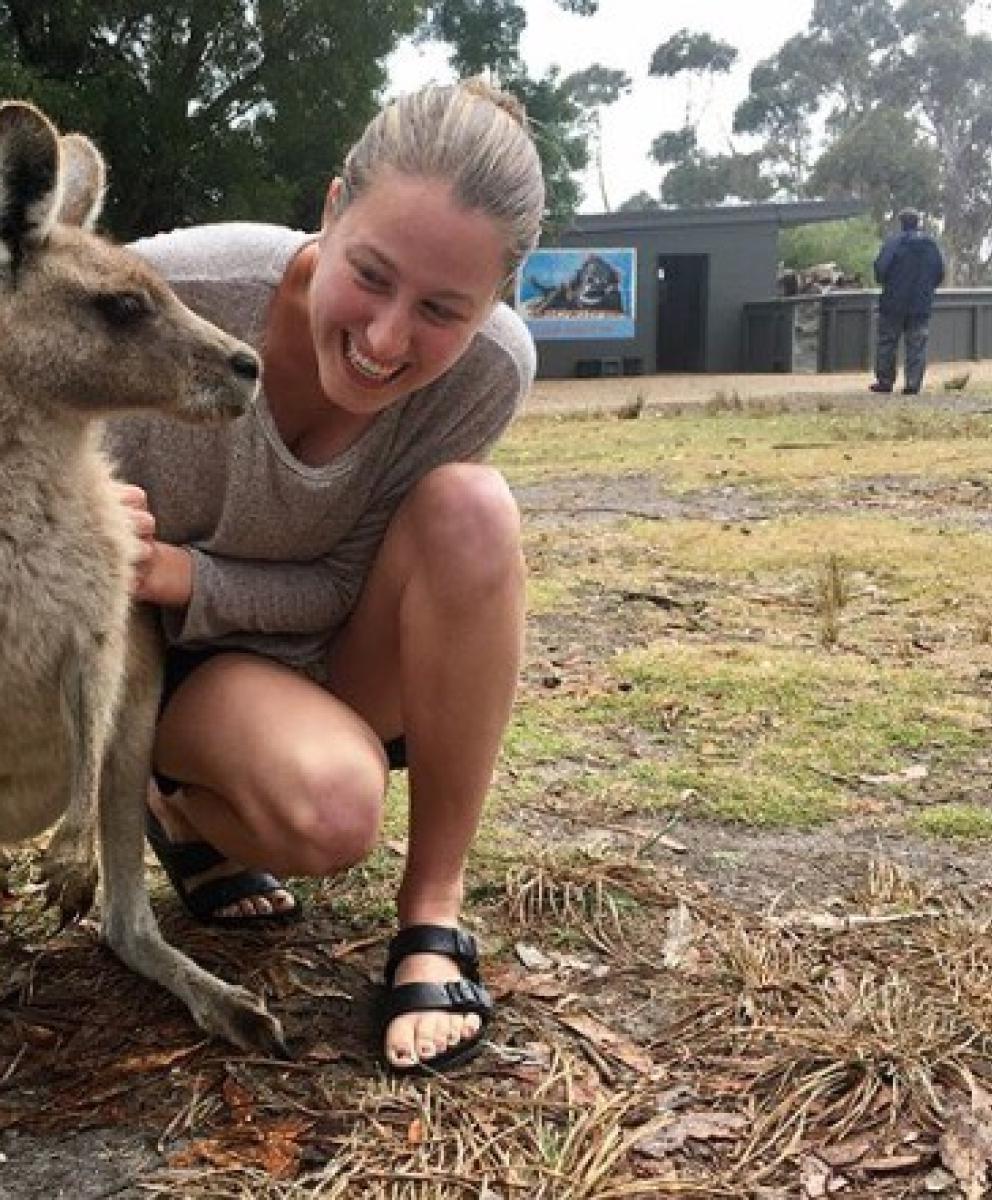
[334,78,545,276]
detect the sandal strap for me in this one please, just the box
[384,924,480,987]
[183,870,289,920]
[146,810,227,877]
[382,978,493,1025]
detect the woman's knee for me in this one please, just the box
[403,464,524,594]
[263,742,386,875]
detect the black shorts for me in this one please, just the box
[154,645,407,794]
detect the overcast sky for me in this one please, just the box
[387,0,815,212]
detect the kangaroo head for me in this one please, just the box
[0,101,258,426]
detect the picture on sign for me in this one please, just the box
[515,247,636,340]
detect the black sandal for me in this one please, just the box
[146,809,301,928]
[381,924,493,1074]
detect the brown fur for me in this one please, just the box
[0,101,285,1056]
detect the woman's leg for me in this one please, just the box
[150,652,388,918]
[326,463,526,1068]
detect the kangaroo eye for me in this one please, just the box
[93,290,152,327]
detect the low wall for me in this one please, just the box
[741,290,992,373]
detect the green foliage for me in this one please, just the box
[733,35,823,195]
[809,110,941,227]
[649,29,738,78]
[562,65,631,212]
[0,1,421,238]
[615,189,660,212]
[650,125,696,167]
[506,67,588,235]
[779,216,880,286]
[562,64,631,109]
[661,150,774,207]
[417,3,611,225]
[912,804,992,841]
[418,0,525,76]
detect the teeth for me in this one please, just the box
[345,335,398,381]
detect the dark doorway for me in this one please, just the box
[656,254,709,371]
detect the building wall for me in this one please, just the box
[528,221,780,378]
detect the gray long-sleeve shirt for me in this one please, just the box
[107,222,535,679]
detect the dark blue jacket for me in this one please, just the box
[874,230,945,318]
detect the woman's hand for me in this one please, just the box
[116,483,193,607]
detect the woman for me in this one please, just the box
[110,77,544,1074]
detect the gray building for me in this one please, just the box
[523,200,864,379]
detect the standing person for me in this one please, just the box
[108,77,544,1075]
[870,207,945,395]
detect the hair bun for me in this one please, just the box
[459,75,528,129]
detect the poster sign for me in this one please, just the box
[515,247,636,340]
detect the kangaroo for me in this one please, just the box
[0,101,286,1056]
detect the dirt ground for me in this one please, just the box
[526,359,992,415]
[4,367,992,1198]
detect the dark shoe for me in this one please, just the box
[146,809,301,928]
[902,386,920,395]
[381,924,493,1074]
[869,382,893,393]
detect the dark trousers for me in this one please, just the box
[875,311,930,391]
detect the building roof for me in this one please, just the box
[569,199,866,235]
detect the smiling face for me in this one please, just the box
[307,168,509,416]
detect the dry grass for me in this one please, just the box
[816,553,847,647]
[6,842,992,1195]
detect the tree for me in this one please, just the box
[809,109,941,227]
[562,64,631,211]
[660,151,774,207]
[505,67,589,235]
[649,30,737,84]
[649,28,737,130]
[416,0,526,76]
[645,28,774,206]
[732,35,824,196]
[0,1,423,238]
[616,190,659,212]
[734,0,992,282]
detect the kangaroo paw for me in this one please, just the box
[191,984,290,1059]
[40,857,98,924]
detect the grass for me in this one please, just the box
[497,404,992,494]
[910,803,992,840]
[503,642,985,828]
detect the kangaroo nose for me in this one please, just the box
[230,349,259,381]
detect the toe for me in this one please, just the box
[385,1013,419,1068]
[415,1012,449,1063]
[445,1013,467,1046]
[270,889,296,914]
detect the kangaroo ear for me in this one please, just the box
[0,101,62,267]
[57,132,106,229]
